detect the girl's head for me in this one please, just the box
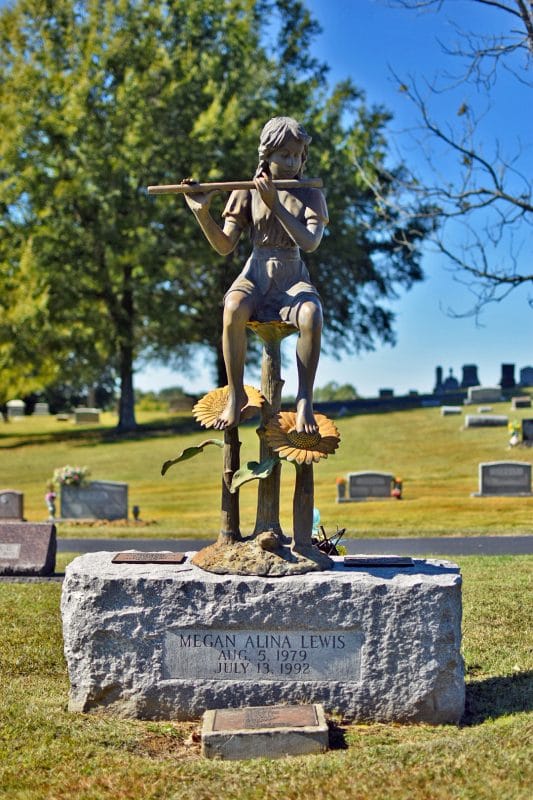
[256,116,311,179]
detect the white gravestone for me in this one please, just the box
[475,462,532,496]
[511,396,531,410]
[33,402,50,416]
[465,386,502,405]
[61,552,465,724]
[337,471,394,502]
[0,490,24,520]
[61,480,128,520]
[74,407,101,424]
[6,399,25,419]
[465,415,508,428]
[441,406,462,416]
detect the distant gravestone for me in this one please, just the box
[338,472,393,502]
[74,407,101,424]
[6,399,25,419]
[522,419,533,445]
[477,406,493,413]
[0,490,24,520]
[511,396,531,410]
[465,415,508,428]
[475,462,532,497]
[0,522,56,575]
[466,386,502,405]
[441,406,462,416]
[61,480,128,520]
[33,402,50,416]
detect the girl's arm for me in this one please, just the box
[254,174,324,253]
[184,192,242,256]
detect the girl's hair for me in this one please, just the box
[255,116,311,178]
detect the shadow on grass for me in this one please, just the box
[0,417,201,450]
[327,720,349,750]
[462,671,533,725]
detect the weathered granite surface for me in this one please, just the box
[61,552,465,724]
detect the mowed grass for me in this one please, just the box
[1,401,532,538]
[0,555,531,799]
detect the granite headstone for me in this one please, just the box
[0,490,24,520]
[338,472,394,502]
[476,462,532,496]
[0,522,56,575]
[61,480,128,520]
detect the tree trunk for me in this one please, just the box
[116,268,137,432]
[117,341,137,432]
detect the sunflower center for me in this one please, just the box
[286,429,321,449]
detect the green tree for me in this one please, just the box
[0,0,431,430]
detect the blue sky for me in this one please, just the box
[2,0,529,396]
[138,0,531,396]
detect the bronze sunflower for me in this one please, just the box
[265,411,340,465]
[192,385,264,429]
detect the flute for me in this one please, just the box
[147,178,323,195]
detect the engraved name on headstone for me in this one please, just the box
[478,462,532,496]
[61,480,128,520]
[0,490,24,520]
[0,543,21,559]
[163,629,363,682]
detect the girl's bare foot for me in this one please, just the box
[295,396,318,434]
[214,389,248,430]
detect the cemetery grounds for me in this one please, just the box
[0,403,531,798]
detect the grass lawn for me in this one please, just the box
[0,554,531,799]
[1,402,532,538]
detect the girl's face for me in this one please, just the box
[267,137,305,179]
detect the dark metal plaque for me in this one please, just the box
[112,552,186,564]
[344,555,414,568]
[213,705,318,732]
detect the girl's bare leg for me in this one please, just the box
[293,299,322,434]
[214,291,254,430]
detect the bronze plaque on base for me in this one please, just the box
[112,552,187,564]
[212,704,318,731]
[344,555,414,568]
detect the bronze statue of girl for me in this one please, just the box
[184,116,327,434]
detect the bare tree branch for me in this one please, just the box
[377,0,533,314]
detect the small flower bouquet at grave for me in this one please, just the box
[508,420,521,447]
[335,476,347,498]
[52,465,91,487]
[391,477,403,499]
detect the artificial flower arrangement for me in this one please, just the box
[52,465,91,487]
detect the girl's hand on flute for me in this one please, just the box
[183,182,217,215]
[254,172,278,210]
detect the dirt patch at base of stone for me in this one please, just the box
[191,538,332,576]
